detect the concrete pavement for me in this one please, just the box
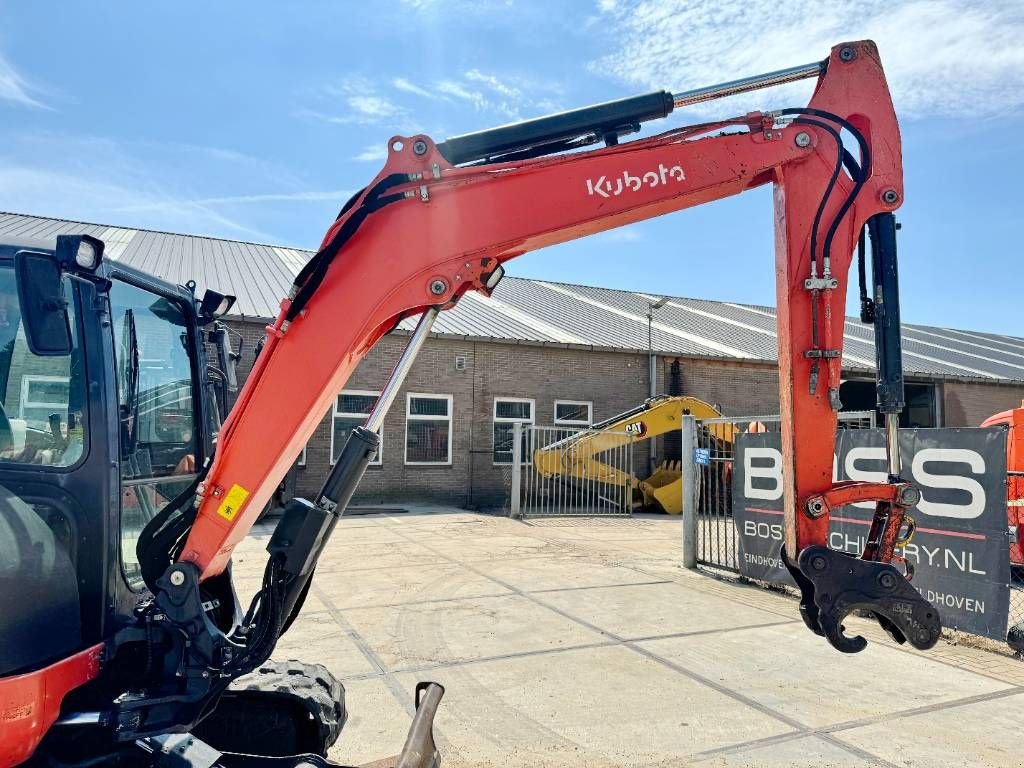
[230,509,1024,767]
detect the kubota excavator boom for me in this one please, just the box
[1,40,943,767]
[173,39,938,658]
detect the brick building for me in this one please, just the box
[3,212,1023,508]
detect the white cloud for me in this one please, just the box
[593,0,1024,118]
[596,228,643,243]
[295,108,351,126]
[0,53,48,109]
[393,77,432,98]
[0,134,344,242]
[436,80,485,107]
[399,0,515,11]
[353,144,388,162]
[347,94,403,120]
[0,165,277,241]
[306,77,409,125]
[464,69,521,99]
[307,69,563,129]
[435,78,528,119]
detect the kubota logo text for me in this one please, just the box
[585,164,685,199]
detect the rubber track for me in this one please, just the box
[213,659,347,756]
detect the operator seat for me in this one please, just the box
[0,485,81,675]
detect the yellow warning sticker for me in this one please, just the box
[216,484,250,522]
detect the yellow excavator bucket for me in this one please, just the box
[639,461,684,514]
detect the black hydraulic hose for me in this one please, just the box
[335,186,365,221]
[779,108,871,270]
[137,458,215,592]
[857,226,873,322]
[842,149,864,182]
[294,173,409,288]
[789,116,844,274]
[289,173,409,323]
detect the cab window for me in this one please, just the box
[110,279,198,588]
[0,265,87,467]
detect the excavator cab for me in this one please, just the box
[0,235,444,767]
[0,234,217,682]
[0,236,246,765]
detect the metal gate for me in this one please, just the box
[692,410,876,572]
[510,423,635,518]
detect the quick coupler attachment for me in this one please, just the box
[786,546,941,654]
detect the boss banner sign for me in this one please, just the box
[733,428,1010,640]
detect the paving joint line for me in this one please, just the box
[311,581,454,755]
[330,619,802,684]
[693,677,1024,760]
[623,560,1024,688]
[328,590,514,612]
[817,734,902,768]
[313,550,563,576]
[384,527,897,767]
[626,618,799,644]
[821,684,1024,734]
[312,580,673,614]
[526,579,671,595]
[364,516,1011,766]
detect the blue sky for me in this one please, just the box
[0,0,1020,334]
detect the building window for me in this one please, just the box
[20,375,71,425]
[405,394,452,465]
[493,398,534,464]
[333,390,381,465]
[839,380,938,428]
[554,400,593,427]
[296,447,306,467]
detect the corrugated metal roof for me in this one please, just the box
[0,211,1020,383]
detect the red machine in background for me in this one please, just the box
[982,403,1024,566]
[1,40,943,767]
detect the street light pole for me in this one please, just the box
[646,296,669,474]
[647,306,654,397]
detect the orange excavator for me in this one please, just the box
[1,41,941,767]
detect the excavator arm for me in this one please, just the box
[125,40,940,740]
[179,38,936,645]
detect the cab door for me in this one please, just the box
[106,272,205,592]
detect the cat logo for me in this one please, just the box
[624,421,647,437]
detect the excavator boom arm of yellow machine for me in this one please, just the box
[532,395,724,494]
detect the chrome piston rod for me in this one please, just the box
[364,307,440,434]
[885,412,901,477]
[315,306,440,512]
[672,60,825,110]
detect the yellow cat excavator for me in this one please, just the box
[532,395,727,514]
